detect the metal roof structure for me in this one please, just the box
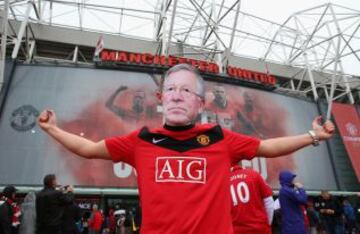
[1,0,360,107]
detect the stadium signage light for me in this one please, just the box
[98,50,276,86]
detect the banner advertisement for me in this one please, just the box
[332,103,360,182]
[0,65,337,190]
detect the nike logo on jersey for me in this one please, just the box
[152,137,167,144]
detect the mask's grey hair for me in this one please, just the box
[161,63,205,99]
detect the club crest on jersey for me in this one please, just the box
[155,157,207,184]
[196,134,210,146]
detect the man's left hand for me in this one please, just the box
[312,116,335,140]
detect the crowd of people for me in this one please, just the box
[0,63,349,234]
[272,190,360,234]
[230,167,360,234]
[1,173,360,234]
[0,175,141,234]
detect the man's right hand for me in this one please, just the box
[66,185,74,193]
[38,109,57,131]
[294,182,303,188]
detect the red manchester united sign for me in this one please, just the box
[97,50,277,86]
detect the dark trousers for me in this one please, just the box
[323,219,337,234]
[36,226,62,234]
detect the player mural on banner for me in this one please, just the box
[58,74,162,187]
[105,84,161,180]
[204,82,295,185]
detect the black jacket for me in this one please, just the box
[0,201,13,234]
[36,187,74,230]
[62,202,81,233]
[314,196,342,224]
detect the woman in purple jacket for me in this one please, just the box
[279,170,308,234]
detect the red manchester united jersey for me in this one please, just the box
[230,166,272,234]
[105,124,260,234]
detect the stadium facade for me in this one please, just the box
[0,1,359,203]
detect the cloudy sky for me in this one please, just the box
[243,0,360,23]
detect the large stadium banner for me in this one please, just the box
[332,103,360,182]
[0,65,337,190]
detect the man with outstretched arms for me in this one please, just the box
[230,166,274,234]
[38,63,335,234]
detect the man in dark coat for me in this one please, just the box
[315,190,342,234]
[36,174,74,234]
[279,170,307,234]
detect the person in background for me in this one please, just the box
[61,186,81,234]
[306,199,320,234]
[272,198,282,234]
[132,206,141,234]
[315,190,343,234]
[114,209,126,234]
[36,174,74,234]
[355,193,360,233]
[105,209,116,234]
[279,170,307,234]
[19,192,36,234]
[124,209,132,234]
[343,199,356,234]
[0,185,21,234]
[302,205,310,232]
[81,212,91,234]
[88,204,103,234]
[230,165,274,234]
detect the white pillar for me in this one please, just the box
[0,0,10,92]
[11,1,32,59]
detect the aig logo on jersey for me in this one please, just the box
[155,157,207,184]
